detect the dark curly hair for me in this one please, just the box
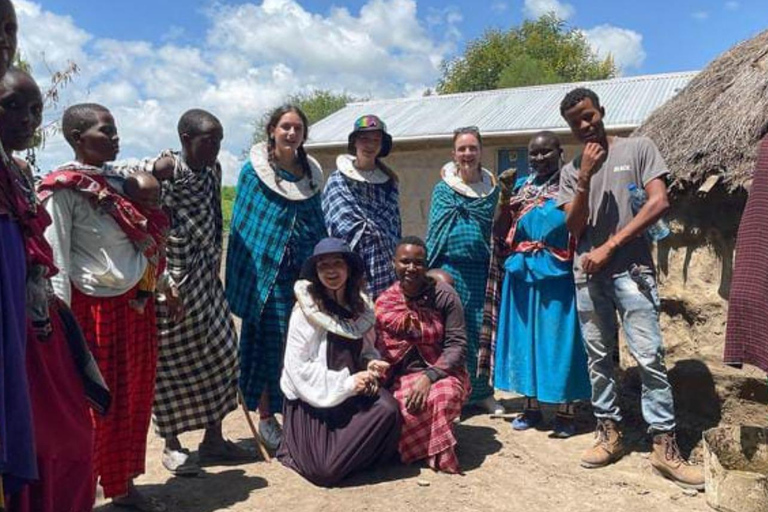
[559,87,602,116]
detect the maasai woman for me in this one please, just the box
[425,126,502,414]
[0,1,37,504]
[1,68,109,512]
[226,105,327,450]
[725,134,768,374]
[41,103,165,512]
[376,237,469,473]
[493,131,591,438]
[322,115,401,300]
[278,238,400,486]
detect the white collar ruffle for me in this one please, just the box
[249,142,324,201]
[294,280,375,340]
[336,154,390,184]
[440,161,496,198]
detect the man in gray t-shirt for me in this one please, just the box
[558,87,703,491]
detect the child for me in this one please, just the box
[123,171,170,314]
[39,103,165,511]
[147,109,247,476]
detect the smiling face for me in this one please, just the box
[527,133,562,177]
[0,71,43,152]
[0,0,18,77]
[394,243,428,297]
[270,110,306,158]
[452,132,482,175]
[354,130,383,166]
[563,97,606,145]
[316,254,350,293]
[74,110,120,166]
[182,120,223,170]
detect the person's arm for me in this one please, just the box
[43,190,75,305]
[564,143,607,237]
[281,308,362,408]
[425,284,468,382]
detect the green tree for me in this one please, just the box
[251,89,360,145]
[437,14,616,94]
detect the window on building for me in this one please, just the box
[497,148,529,178]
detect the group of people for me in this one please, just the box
[0,0,715,508]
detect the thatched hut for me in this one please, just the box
[633,29,768,366]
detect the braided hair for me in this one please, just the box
[266,104,317,191]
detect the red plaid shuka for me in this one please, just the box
[38,166,163,266]
[376,283,469,473]
[725,135,768,373]
[70,286,158,498]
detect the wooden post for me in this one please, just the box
[238,389,272,463]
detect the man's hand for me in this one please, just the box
[578,142,607,182]
[581,240,617,274]
[165,284,185,323]
[405,374,432,414]
[152,156,176,181]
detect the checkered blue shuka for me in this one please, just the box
[322,171,401,300]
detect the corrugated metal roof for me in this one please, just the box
[306,71,698,148]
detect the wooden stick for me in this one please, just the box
[238,389,272,463]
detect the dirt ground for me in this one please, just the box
[92,241,768,512]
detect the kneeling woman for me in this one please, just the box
[278,238,401,487]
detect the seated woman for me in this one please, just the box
[278,237,401,487]
[376,236,469,474]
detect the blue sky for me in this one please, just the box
[17,0,768,183]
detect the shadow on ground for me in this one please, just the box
[94,469,267,512]
[455,423,503,471]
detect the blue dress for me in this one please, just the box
[493,179,591,403]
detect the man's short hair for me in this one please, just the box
[560,88,602,116]
[61,103,110,147]
[177,109,222,138]
[396,236,428,259]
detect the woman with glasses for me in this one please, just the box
[493,131,590,437]
[425,126,503,414]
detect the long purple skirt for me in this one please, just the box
[277,390,401,487]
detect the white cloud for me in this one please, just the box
[583,25,646,72]
[692,11,709,20]
[14,0,457,185]
[725,1,739,10]
[523,0,575,20]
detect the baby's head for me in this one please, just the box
[124,171,161,209]
[426,268,455,288]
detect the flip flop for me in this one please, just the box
[161,448,201,476]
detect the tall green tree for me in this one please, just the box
[251,89,360,145]
[437,14,616,94]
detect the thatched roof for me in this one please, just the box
[634,29,768,192]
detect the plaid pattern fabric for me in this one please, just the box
[425,181,499,401]
[322,171,401,299]
[151,152,239,437]
[726,135,768,373]
[391,372,467,473]
[239,277,295,413]
[478,234,504,378]
[70,285,157,498]
[226,161,326,325]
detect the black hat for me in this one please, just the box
[300,237,365,281]
[347,115,393,158]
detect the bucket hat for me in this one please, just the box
[300,237,365,281]
[347,115,393,158]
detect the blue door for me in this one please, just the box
[497,148,529,179]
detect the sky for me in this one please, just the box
[16,0,768,185]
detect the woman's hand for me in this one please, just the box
[367,359,390,379]
[351,371,376,395]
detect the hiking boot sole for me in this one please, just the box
[651,467,705,491]
[580,450,624,469]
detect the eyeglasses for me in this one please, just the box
[453,125,480,135]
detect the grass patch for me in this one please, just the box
[222,186,235,232]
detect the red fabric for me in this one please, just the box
[376,283,469,473]
[391,372,467,473]
[7,301,95,512]
[511,240,573,262]
[69,286,157,498]
[38,168,162,265]
[725,135,768,373]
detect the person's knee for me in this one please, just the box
[305,465,343,487]
[377,390,403,427]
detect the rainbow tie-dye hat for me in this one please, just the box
[348,114,393,157]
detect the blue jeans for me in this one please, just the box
[575,270,676,433]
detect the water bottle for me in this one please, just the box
[627,183,670,241]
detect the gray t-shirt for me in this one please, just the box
[557,136,668,283]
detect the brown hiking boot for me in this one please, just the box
[580,419,625,468]
[650,432,704,491]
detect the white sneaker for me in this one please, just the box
[478,395,506,415]
[258,417,283,450]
